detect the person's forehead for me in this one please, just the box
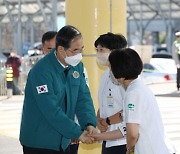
[45,39,55,45]
[97,45,103,48]
[96,45,108,49]
[70,37,83,46]
[71,36,82,42]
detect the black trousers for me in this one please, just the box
[102,141,126,154]
[69,144,79,154]
[177,68,180,90]
[23,145,70,154]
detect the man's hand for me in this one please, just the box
[71,139,79,144]
[87,125,98,135]
[79,131,94,144]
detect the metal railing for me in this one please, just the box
[0,55,43,96]
[0,61,7,95]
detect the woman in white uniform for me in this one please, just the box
[94,33,127,154]
[108,48,176,154]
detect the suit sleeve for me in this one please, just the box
[75,64,97,130]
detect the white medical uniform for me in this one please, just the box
[99,69,126,148]
[124,78,175,154]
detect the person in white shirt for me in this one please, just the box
[94,33,127,154]
[172,31,180,90]
[108,48,176,154]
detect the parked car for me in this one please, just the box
[141,58,176,84]
[27,42,43,56]
[152,44,172,58]
[152,51,172,59]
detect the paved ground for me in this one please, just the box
[0,81,180,154]
[0,96,23,154]
[148,82,180,153]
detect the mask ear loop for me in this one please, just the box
[59,48,68,60]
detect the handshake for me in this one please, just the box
[77,125,100,144]
[75,110,123,144]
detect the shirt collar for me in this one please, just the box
[54,51,68,68]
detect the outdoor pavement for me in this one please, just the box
[0,96,23,154]
[0,81,180,154]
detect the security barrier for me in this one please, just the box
[6,67,13,83]
[19,55,43,92]
[6,67,13,97]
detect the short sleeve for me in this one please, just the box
[124,90,143,124]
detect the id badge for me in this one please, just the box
[107,96,114,108]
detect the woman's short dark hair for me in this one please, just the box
[56,25,82,50]
[109,48,143,80]
[94,32,127,50]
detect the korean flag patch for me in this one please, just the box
[36,85,48,94]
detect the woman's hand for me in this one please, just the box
[97,109,108,132]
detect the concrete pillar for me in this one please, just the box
[152,32,159,45]
[30,17,35,47]
[0,25,2,50]
[17,0,22,55]
[66,1,126,153]
[51,0,57,30]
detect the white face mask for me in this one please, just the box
[96,52,110,66]
[109,70,120,85]
[64,53,83,67]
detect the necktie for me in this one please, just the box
[64,68,69,77]
[64,68,69,113]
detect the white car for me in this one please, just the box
[141,58,177,84]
